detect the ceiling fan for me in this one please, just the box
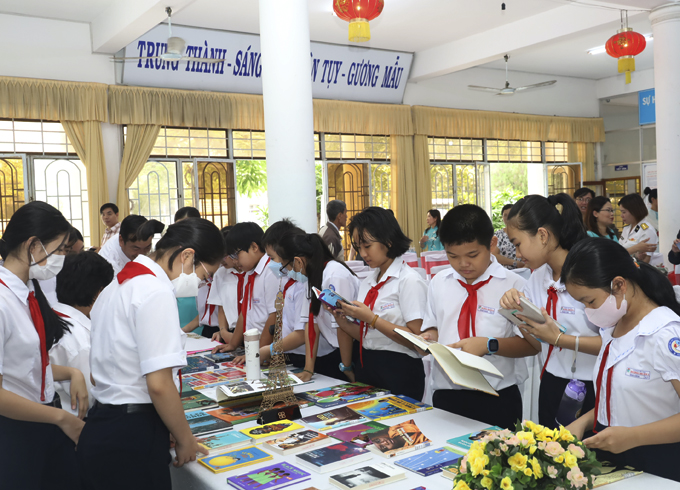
[468,55,556,96]
[111,7,224,65]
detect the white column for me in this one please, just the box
[650,4,680,267]
[259,0,317,232]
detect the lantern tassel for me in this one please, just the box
[618,56,635,84]
[349,18,370,42]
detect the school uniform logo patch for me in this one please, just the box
[329,284,336,292]
[625,368,651,380]
[560,307,575,315]
[668,337,680,357]
[380,302,395,311]
[477,305,495,315]
[252,298,261,304]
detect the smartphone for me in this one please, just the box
[313,287,360,325]
[499,297,546,326]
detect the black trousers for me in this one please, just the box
[433,385,523,430]
[539,370,595,429]
[0,398,80,490]
[78,403,171,490]
[199,324,219,339]
[590,422,680,482]
[287,348,349,381]
[352,344,425,402]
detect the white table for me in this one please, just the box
[171,370,678,490]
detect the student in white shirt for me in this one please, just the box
[208,227,244,344]
[40,226,87,306]
[562,238,680,482]
[98,214,160,276]
[278,231,359,382]
[500,193,600,429]
[78,218,223,489]
[214,222,279,352]
[0,201,89,489]
[618,193,660,265]
[421,205,537,430]
[50,251,115,417]
[333,207,428,401]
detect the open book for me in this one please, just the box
[395,330,503,396]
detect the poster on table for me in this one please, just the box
[121,25,413,104]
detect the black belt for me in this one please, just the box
[43,393,62,409]
[95,400,156,414]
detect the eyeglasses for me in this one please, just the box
[199,262,213,282]
[227,250,241,260]
[280,260,292,275]
[601,208,615,213]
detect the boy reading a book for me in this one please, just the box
[420,204,538,430]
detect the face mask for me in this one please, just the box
[585,285,627,328]
[29,243,65,281]
[287,262,308,283]
[268,260,288,279]
[172,262,202,298]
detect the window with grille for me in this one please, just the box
[0,157,25,235]
[0,120,75,155]
[233,130,266,159]
[370,164,391,209]
[324,134,390,160]
[486,140,542,162]
[545,142,568,163]
[428,138,484,162]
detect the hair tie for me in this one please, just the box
[555,203,564,215]
[633,259,640,268]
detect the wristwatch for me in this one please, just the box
[512,260,518,268]
[487,337,499,355]
[339,362,355,372]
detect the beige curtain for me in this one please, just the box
[117,125,161,220]
[392,135,431,249]
[568,142,596,182]
[61,121,109,247]
[313,99,413,136]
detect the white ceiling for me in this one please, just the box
[0,0,112,23]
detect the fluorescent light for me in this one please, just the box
[587,33,653,55]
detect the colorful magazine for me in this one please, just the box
[366,419,431,458]
[301,407,368,432]
[239,419,304,440]
[182,367,247,390]
[295,443,372,474]
[227,462,311,490]
[203,348,245,364]
[183,355,218,374]
[262,429,332,455]
[297,382,390,408]
[180,389,218,412]
[394,446,462,476]
[328,463,406,490]
[346,395,432,421]
[207,401,262,425]
[198,446,272,473]
[197,431,253,454]
[185,409,233,436]
[327,421,389,447]
[446,426,502,450]
[217,374,307,400]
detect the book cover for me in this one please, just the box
[328,463,406,490]
[218,375,307,400]
[203,348,245,364]
[197,431,253,454]
[295,443,372,474]
[182,367,248,390]
[239,419,304,440]
[185,409,233,436]
[446,426,502,450]
[301,407,369,432]
[183,355,218,374]
[394,446,462,476]
[297,382,390,409]
[207,401,262,425]
[366,419,431,458]
[181,389,218,412]
[593,463,643,488]
[327,422,389,447]
[262,429,331,455]
[198,446,272,473]
[346,395,431,421]
[441,464,459,480]
[227,462,311,490]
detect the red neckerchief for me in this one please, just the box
[117,262,156,284]
[593,341,614,433]
[241,258,270,330]
[358,276,392,367]
[283,279,295,298]
[457,277,493,340]
[201,281,215,324]
[232,271,245,311]
[540,286,559,379]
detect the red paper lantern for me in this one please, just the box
[605,28,646,84]
[334,0,384,42]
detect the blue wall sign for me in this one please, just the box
[615,165,629,171]
[639,89,656,125]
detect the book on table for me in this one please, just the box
[180,389,218,412]
[262,429,332,456]
[326,421,389,447]
[365,419,431,459]
[196,431,253,454]
[328,463,406,490]
[395,329,504,396]
[183,355,219,374]
[239,419,304,440]
[446,426,503,450]
[227,461,311,490]
[593,463,643,487]
[346,395,431,422]
[185,409,233,436]
[394,446,463,476]
[182,367,248,390]
[300,407,369,432]
[198,446,272,473]
[216,374,308,401]
[295,442,373,474]
[297,382,390,409]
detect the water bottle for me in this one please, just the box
[244,328,261,381]
[555,379,587,427]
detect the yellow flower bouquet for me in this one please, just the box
[452,421,601,490]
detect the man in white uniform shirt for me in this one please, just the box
[99,214,161,276]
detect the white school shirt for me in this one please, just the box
[298,260,360,352]
[522,263,599,380]
[197,280,219,326]
[49,303,94,415]
[619,218,662,266]
[0,267,55,403]
[240,254,279,334]
[422,257,529,392]
[98,234,130,276]
[39,276,58,306]
[358,255,428,358]
[89,255,186,405]
[207,266,242,330]
[280,279,308,356]
[594,307,680,428]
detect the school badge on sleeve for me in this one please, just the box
[668,337,680,357]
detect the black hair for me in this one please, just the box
[66,226,84,251]
[174,206,201,221]
[585,196,617,239]
[439,204,494,249]
[155,218,225,267]
[507,193,586,251]
[426,209,442,235]
[119,214,164,244]
[262,219,304,258]
[644,187,658,204]
[348,207,411,259]
[0,201,71,349]
[326,200,347,222]
[224,222,264,255]
[562,238,680,316]
[502,203,514,213]
[278,232,354,316]
[618,193,648,223]
[56,251,114,307]
[573,187,595,200]
[100,202,119,215]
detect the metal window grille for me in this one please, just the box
[232,130,266,159]
[0,119,75,155]
[147,127,229,158]
[486,140,542,162]
[128,160,180,224]
[370,163,391,209]
[197,160,236,229]
[324,134,390,160]
[428,138,484,162]
[0,157,25,234]
[545,142,569,163]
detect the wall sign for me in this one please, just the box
[121,25,413,104]
[639,88,655,125]
[615,165,629,171]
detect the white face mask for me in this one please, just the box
[28,242,65,281]
[172,261,201,298]
[584,283,627,329]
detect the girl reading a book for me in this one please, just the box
[79,218,224,490]
[0,202,89,489]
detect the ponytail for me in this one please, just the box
[136,219,165,242]
[155,218,224,266]
[32,279,70,350]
